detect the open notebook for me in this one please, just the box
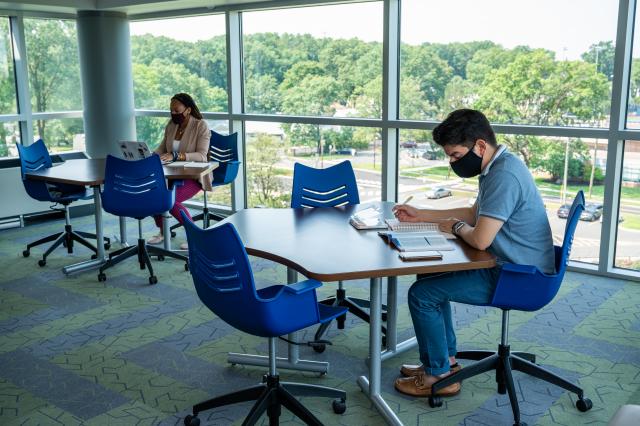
[379,231,454,252]
[385,218,439,232]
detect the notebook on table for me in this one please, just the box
[349,207,387,230]
[379,231,454,252]
[385,218,439,232]
[399,250,443,261]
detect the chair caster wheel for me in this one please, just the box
[171,231,177,238]
[149,276,158,285]
[140,263,146,270]
[312,343,326,353]
[332,398,346,414]
[498,383,507,394]
[91,254,97,260]
[514,422,527,426]
[38,259,46,267]
[104,243,111,250]
[576,397,592,412]
[428,396,443,408]
[98,273,106,282]
[184,263,189,271]
[23,250,30,257]
[157,255,165,261]
[184,414,200,426]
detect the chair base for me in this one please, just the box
[170,207,226,236]
[23,224,110,267]
[314,288,388,346]
[97,238,187,285]
[430,344,592,426]
[185,374,346,426]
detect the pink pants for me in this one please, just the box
[154,179,202,233]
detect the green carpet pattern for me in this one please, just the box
[1,212,639,425]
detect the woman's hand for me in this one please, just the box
[159,152,173,163]
[392,204,421,222]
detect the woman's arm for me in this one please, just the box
[185,120,209,162]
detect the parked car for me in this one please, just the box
[400,140,417,149]
[557,204,571,219]
[335,148,356,156]
[422,151,438,160]
[580,203,603,222]
[426,187,452,199]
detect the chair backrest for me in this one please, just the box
[209,130,240,184]
[181,212,322,337]
[16,139,56,202]
[101,154,174,219]
[291,160,360,208]
[490,191,585,311]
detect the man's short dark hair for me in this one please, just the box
[432,109,497,149]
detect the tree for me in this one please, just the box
[582,41,615,81]
[532,138,589,182]
[245,74,281,113]
[24,19,81,143]
[246,133,288,207]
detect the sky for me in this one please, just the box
[130,0,623,60]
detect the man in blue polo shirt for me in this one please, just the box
[392,109,554,398]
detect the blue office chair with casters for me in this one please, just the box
[181,213,348,426]
[291,160,388,352]
[170,130,240,235]
[97,155,187,285]
[430,191,592,426]
[16,140,110,266]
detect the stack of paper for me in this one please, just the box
[349,207,387,230]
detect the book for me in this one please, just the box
[167,161,211,168]
[385,218,439,232]
[349,207,387,230]
[383,231,454,252]
[399,250,443,261]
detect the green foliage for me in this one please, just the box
[531,138,590,181]
[246,133,289,207]
[581,41,615,81]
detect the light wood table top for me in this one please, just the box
[25,158,218,186]
[223,202,496,282]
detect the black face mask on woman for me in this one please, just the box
[171,112,186,125]
[450,143,483,178]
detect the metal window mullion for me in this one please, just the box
[381,0,399,202]
[226,10,246,211]
[599,0,634,273]
[10,16,32,145]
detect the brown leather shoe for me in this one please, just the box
[400,362,462,377]
[394,373,461,397]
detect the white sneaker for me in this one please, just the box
[148,234,164,245]
[179,242,188,250]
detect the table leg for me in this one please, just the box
[357,277,403,425]
[63,186,106,275]
[380,276,417,362]
[162,211,171,251]
[227,267,330,374]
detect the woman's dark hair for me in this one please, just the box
[432,109,497,148]
[171,93,203,120]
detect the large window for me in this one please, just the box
[242,2,383,117]
[615,140,640,271]
[130,15,227,112]
[245,121,381,208]
[0,18,16,115]
[32,118,84,153]
[400,0,617,125]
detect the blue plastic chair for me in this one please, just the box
[430,191,593,424]
[170,130,240,235]
[16,140,109,266]
[291,161,386,349]
[180,213,348,426]
[97,155,187,285]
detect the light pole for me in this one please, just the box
[561,138,570,204]
[588,45,603,199]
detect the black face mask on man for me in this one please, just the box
[450,142,483,178]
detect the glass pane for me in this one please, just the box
[615,140,640,271]
[398,131,605,265]
[194,120,232,209]
[0,18,17,114]
[245,121,381,207]
[130,15,227,112]
[0,121,20,158]
[242,2,383,117]
[135,116,168,151]
[32,118,84,154]
[24,19,82,112]
[400,0,616,126]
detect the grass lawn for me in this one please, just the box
[620,214,640,231]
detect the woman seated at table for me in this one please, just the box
[148,93,211,249]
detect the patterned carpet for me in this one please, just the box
[1,212,639,426]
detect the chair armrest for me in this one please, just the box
[215,161,241,184]
[501,263,538,275]
[283,279,322,295]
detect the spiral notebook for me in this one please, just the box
[385,218,439,232]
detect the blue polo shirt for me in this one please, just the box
[476,147,555,274]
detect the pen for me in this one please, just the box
[401,195,413,205]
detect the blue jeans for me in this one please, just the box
[408,267,501,375]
